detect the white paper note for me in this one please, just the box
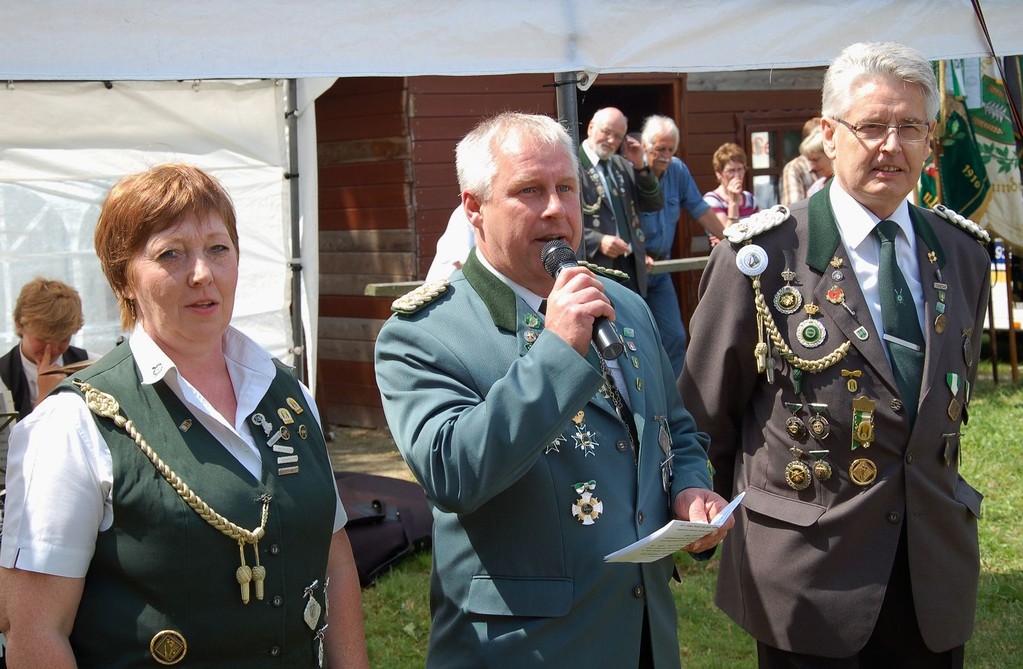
[604,491,746,563]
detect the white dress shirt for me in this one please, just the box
[1,325,344,578]
[828,182,927,352]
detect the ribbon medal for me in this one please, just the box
[784,402,807,440]
[809,449,832,481]
[571,480,603,525]
[946,373,962,421]
[851,395,876,449]
[807,403,830,440]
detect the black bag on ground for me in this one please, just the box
[334,471,433,587]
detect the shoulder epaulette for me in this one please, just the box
[579,260,629,283]
[391,280,449,315]
[932,204,991,244]
[724,205,791,244]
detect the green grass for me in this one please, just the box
[359,377,1023,668]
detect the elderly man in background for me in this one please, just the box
[680,42,989,668]
[639,115,724,376]
[578,107,662,297]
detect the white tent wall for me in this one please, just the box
[2,1,1022,81]
[0,80,307,380]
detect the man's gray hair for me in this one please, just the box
[456,112,579,202]
[641,115,680,148]
[822,42,939,122]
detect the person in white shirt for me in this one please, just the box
[0,278,91,418]
[425,205,475,281]
[0,164,369,668]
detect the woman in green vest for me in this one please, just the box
[0,164,369,668]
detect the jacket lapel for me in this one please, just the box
[804,187,899,394]
[910,206,948,408]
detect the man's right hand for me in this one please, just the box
[599,234,631,258]
[543,266,615,356]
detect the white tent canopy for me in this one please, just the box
[2,0,1021,392]
[2,1,1022,81]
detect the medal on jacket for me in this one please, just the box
[841,369,862,393]
[851,396,875,449]
[796,304,827,348]
[773,268,802,315]
[304,580,323,630]
[571,410,598,457]
[784,402,806,440]
[571,480,603,525]
[784,446,811,491]
[946,373,962,421]
[849,458,877,486]
[656,415,674,493]
[809,449,832,481]
[807,403,830,440]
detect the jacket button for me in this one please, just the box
[272,595,284,607]
[269,544,281,555]
[905,453,914,464]
[616,439,629,452]
[887,512,901,524]
[637,511,645,525]
[890,398,903,412]
[268,646,281,657]
[632,585,645,598]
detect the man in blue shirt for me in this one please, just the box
[640,115,723,376]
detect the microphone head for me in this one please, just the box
[541,239,578,278]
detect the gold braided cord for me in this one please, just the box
[751,276,851,373]
[74,380,269,545]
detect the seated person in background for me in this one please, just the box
[779,116,822,205]
[425,204,476,281]
[0,277,90,418]
[639,114,723,376]
[801,125,834,198]
[703,142,759,247]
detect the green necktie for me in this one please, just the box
[599,160,632,243]
[875,219,925,421]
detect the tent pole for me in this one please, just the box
[555,72,580,148]
[285,78,307,383]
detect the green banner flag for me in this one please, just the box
[919,61,992,219]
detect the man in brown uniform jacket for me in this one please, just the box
[679,42,990,668]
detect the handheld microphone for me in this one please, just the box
[541,239,625,360]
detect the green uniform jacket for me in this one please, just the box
[679,189,989,656]
[375,250,712,668]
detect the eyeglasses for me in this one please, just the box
[833,118,931,143]
[596,126,624,142]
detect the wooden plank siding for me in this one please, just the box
[675,83,821,330]
[315,74,558,428]
[315,78,413,428]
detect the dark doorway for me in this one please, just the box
[575,83,675,140]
